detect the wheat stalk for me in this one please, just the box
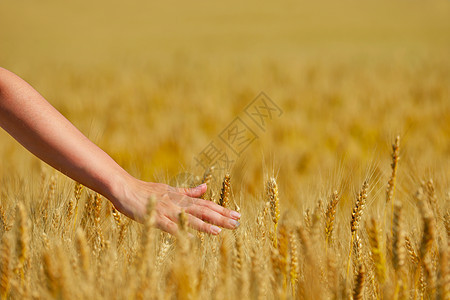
[352,264,366,300]
[347,180,369,279]
[0,202,11,232]
[386,136,400,229]
[16,203,29,283]
[201,166,215,200]
[436,246,449,300]
[0,235,11,300]
[325,190,340,246]
[43,250,59,298]
[75,228,91,280]
[418,197,436,295]
[367,217,386,285]
[289,230,299,297]
[392,201,406,299]
[266,177,280,246]
[219,173,231,208]
[277,223,289,296]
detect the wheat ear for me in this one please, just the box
[219,173,231,208]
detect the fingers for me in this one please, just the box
[156,206,223,235]
[172,185,241,220]
[153,184,241,236]
[177,183,207,197]
[155,216,179,235]
[186,214,222,235]
[194,198,241,220]
[185,205,240,230]
[172,194,241,227]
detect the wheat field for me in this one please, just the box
[0,0,449,299]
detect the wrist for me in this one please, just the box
[103,168,137,207]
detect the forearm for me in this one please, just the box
[0,67,241,234]
[0,67,129,202]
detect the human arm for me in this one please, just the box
[0,67,240,235]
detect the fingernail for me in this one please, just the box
[230,211,241,219]
[198,183,207,189]
[229,219,240,229]
[211,225,222,235]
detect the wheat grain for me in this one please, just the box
[0,202,10,232]
[289,230,299,297]
[417,190,436,295]
[392,202,405,272]
[277,223,289,296]
[436,247,449,300]
[219,173,231,208]
[392,201,407,298]
[16,202,29,282]
[75,228,91,280]
[367,218,386,284]
[266,177,280,241]
[325,190,339,246]
[201,166,215,200]
[43,250,59,298]
[405,236,419,265]
[0,235,11,300]
[348,180,369,279]
[386,136,400,205]
[352,264,365,300]
[351,180,369,234]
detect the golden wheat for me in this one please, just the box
[0,1,448,297]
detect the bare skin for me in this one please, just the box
[0,67,240,235]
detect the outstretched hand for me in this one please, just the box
[111,178,241,235]
[0,67,240,236]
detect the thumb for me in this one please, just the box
[181,183,207,197]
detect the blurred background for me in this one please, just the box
[1,0,449,207]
